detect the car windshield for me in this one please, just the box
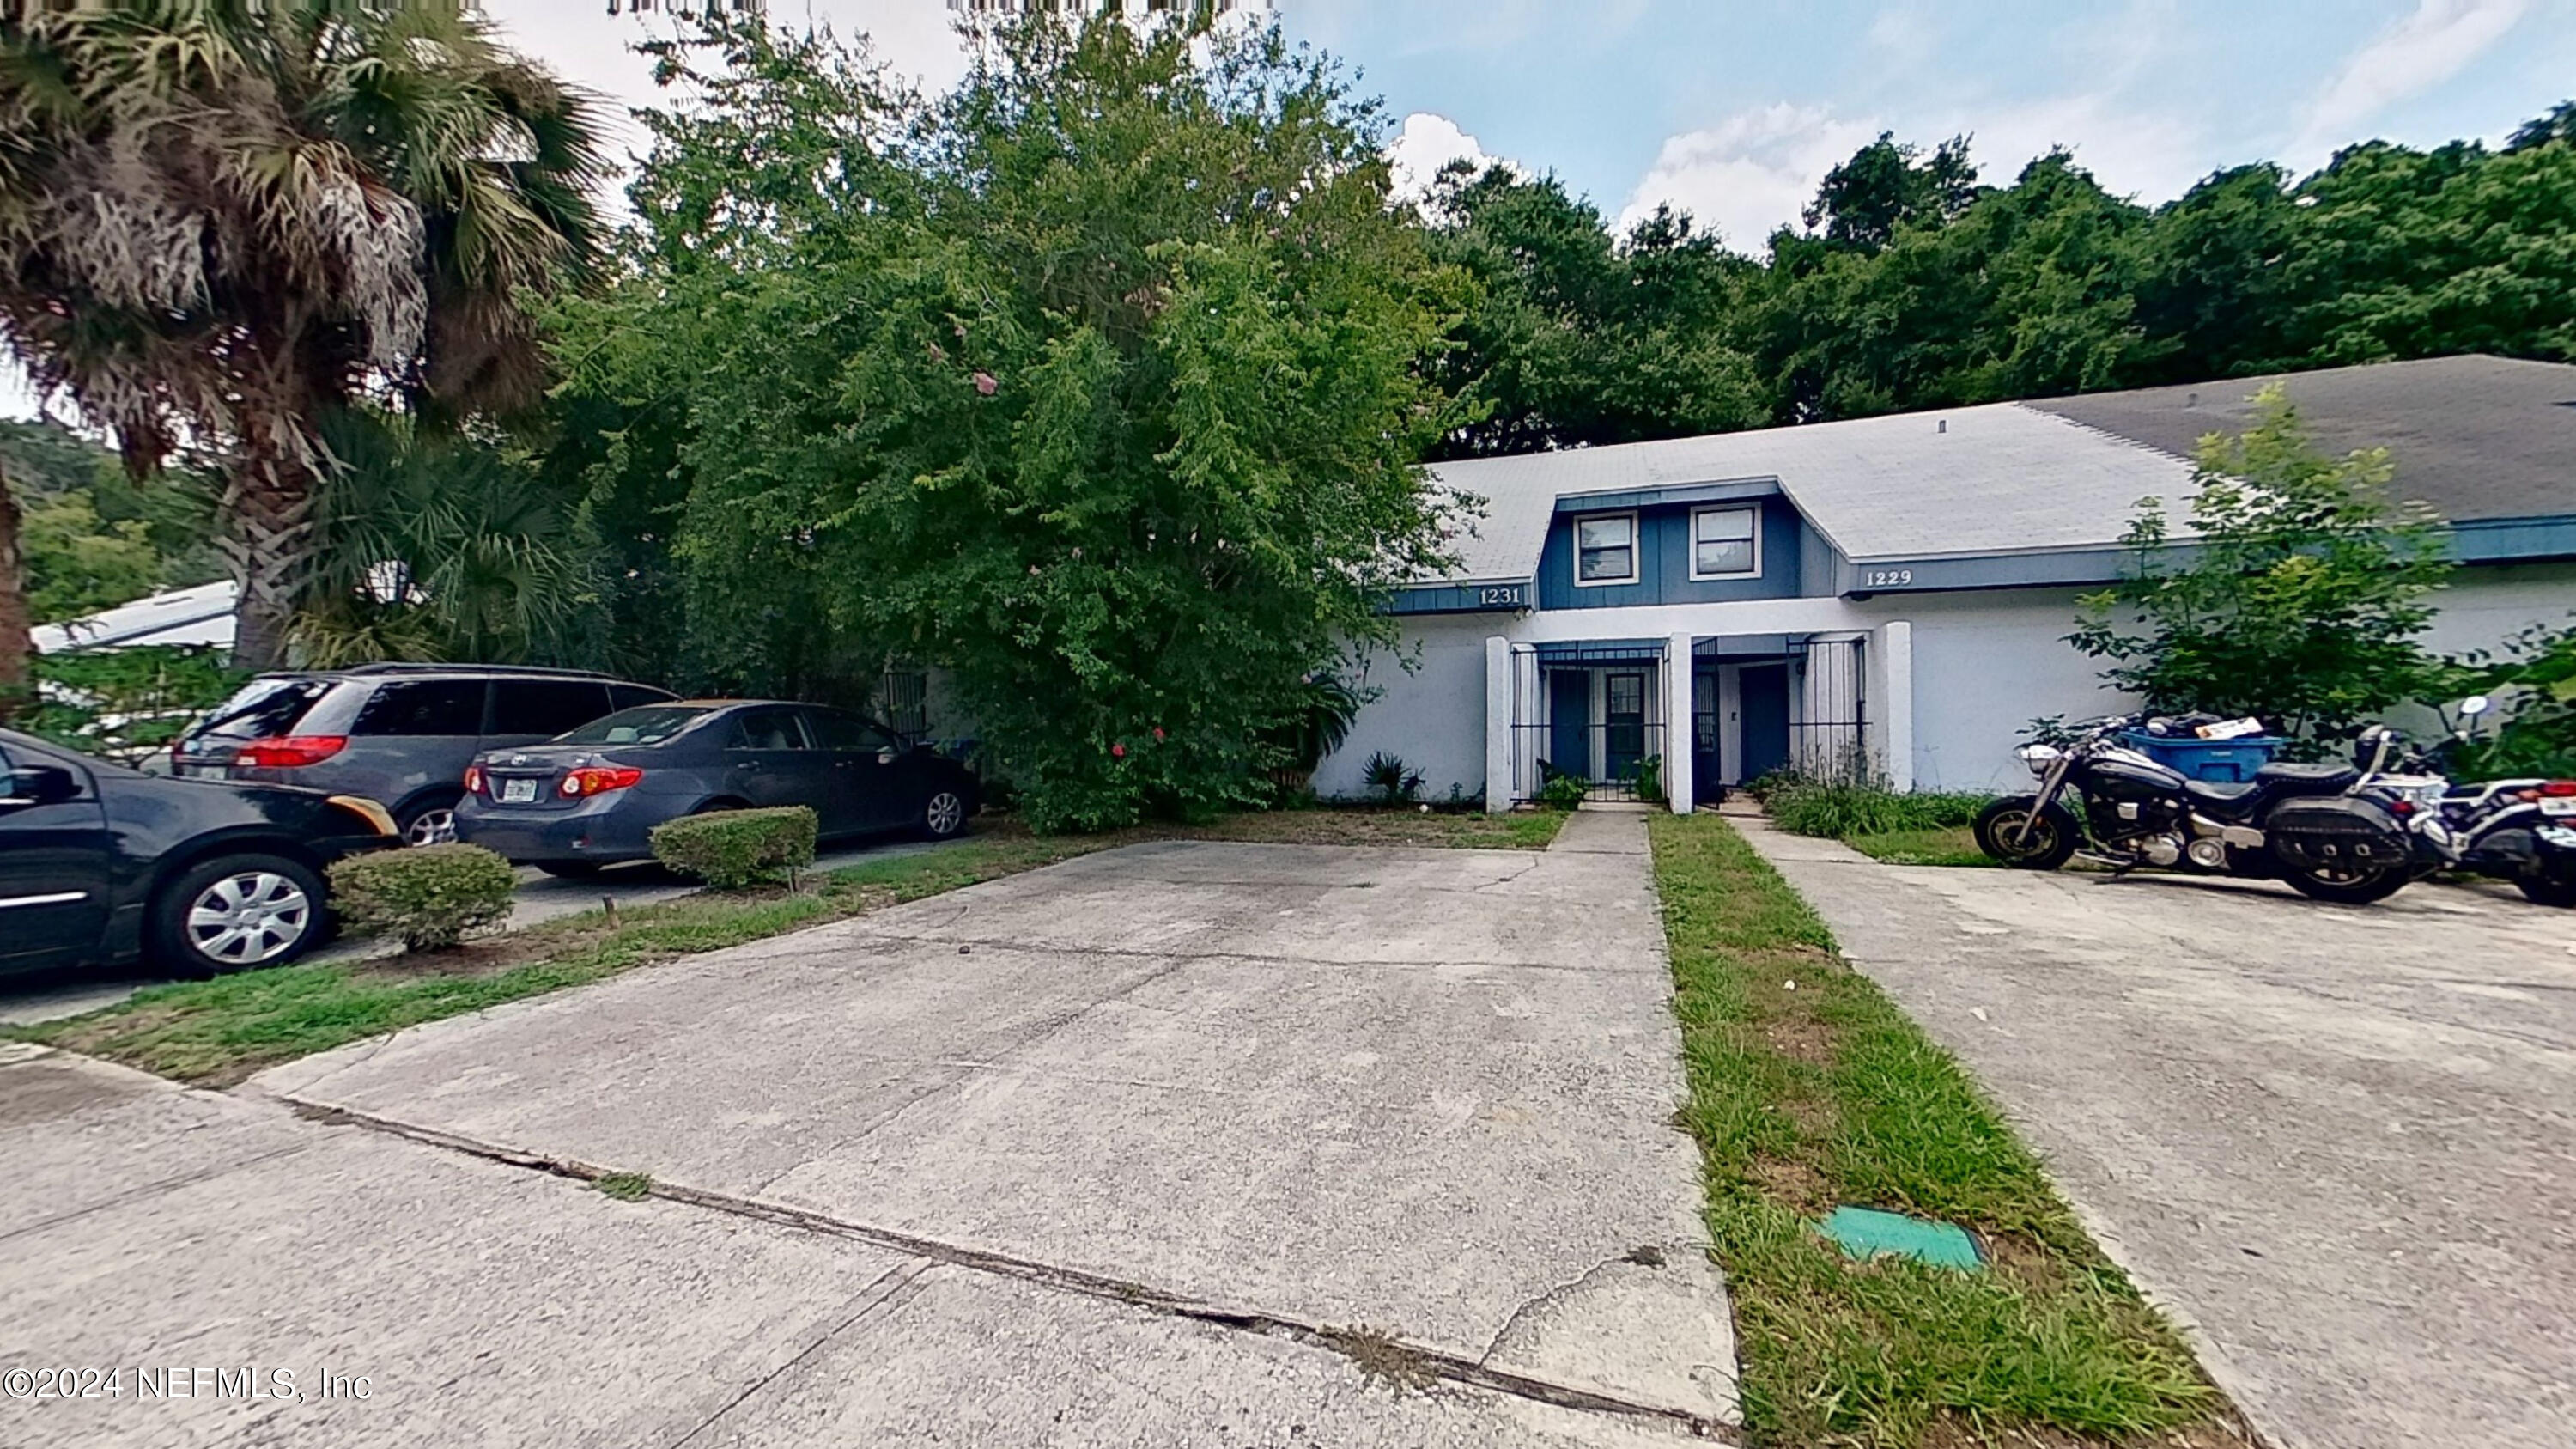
[190,678,332,741]
[554,704,710,746]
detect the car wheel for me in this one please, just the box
[535,861,605,880]
[923,788,969,840]
[152,854,327,977]
[398,794,461,848]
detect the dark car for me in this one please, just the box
[172,665,676,847]
[1,728,398,980]
[453,701,979,877]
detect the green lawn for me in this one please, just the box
[1648,813,2227,1448]
[13,807,1563,1087]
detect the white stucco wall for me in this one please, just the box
[1894,588,2137,793]
[1334,561,2576,802]
[1315,615,1494,803]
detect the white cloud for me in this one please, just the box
[480,1,976,168]
[2295,0,2531,155]
[1614,104,1883,250]
[1386,112,1519,202]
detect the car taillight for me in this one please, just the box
[560,765,644,798]
[463,764,486,796]
[233,734,348,769]
[2543,781,2576,797]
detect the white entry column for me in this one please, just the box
[1880,620,1915,793]
[1485,635,1512,814]
[1665,632,1695,814]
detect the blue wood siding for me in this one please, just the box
[1536,498,1814,610]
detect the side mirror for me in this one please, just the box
[3,764,80,807]
[2458,695,2492,717]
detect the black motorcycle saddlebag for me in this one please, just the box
[2265,796,2412,872]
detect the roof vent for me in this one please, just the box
[2186,392,2199,408]
[1937,419,1947,434]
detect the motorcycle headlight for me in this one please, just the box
[2015,744,2063,777]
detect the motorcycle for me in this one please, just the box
[2398,697,2576,909]
[1973,712,2443,904]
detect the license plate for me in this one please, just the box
[501,779,538,803]
[2542,798,2576,818]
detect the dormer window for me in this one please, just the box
[1574,514,1637,586]
[1691,506,1760,579]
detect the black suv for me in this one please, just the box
[173,666,674,845]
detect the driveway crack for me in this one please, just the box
[284,1100,1739,1441]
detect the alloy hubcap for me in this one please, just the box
[406,808,458,847]
[927,792,964,835]
[186,871,313,965]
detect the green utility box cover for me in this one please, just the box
[1818,1207,1984,1271]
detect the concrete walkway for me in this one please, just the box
[2,820,1733,1446]
[1735,815,2576,1449]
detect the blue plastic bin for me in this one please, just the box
[2116,732,2288,783]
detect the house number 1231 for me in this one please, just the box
[1479,586,1523,607]
[1863,569,1915,588]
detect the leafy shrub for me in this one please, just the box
[650,807,818,889]
[18,645,242,764]
[1633,753,1665,805]
[1766,780,1994,840]
[1741,768,1796,805]
[2444,618,2576,777]
[328,844,518,952]
[1361,751,1424,806]
[1537,773,1589,809]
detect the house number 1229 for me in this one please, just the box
[1863,569,1915,588]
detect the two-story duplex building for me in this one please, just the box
[1314,356,2576,813]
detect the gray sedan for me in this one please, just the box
[454,701,979,878]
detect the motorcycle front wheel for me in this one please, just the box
[2279,858,2409,905]
[1973,795,2081,871]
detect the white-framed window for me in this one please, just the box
[1690,505,1761,580]
[1573,512,1638,587]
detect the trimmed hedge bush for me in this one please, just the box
[650,807,818,890]
[328,843,519,952]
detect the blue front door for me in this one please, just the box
[1547,671,1589,781]
[1740,664,1790,782]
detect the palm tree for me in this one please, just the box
[292,406,605,667]
[0,1,607,668]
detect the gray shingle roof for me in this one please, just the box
[2025,356,2576,524]
[1419,355,2576,584]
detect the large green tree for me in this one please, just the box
[1425,167,1765,458]
[2069,387,2455,745]
[568,13,1468,829]
[0,0,606,668]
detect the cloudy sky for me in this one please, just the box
[501,0,2576,247]
[9,0,2572,419]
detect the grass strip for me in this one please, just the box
[13,807,1563,1087]
[1649,813,2227,1449]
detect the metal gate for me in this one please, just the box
[1787,635,1868,781]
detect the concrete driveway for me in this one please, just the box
[1,812,1733,1447]
[1739,817,2576,1449]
